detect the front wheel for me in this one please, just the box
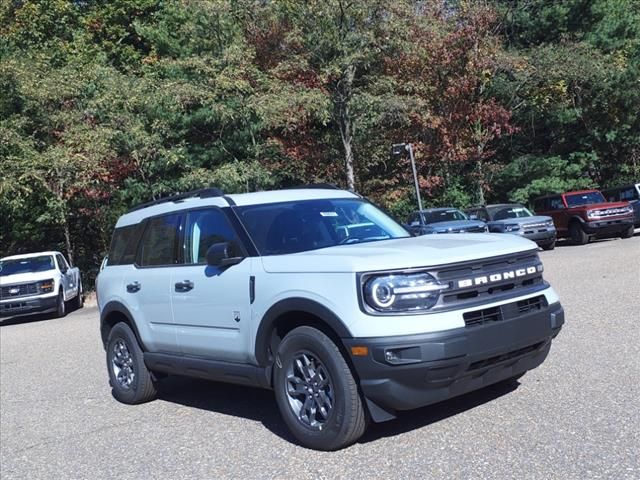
[73,282,84,310]
[620,225,634,239]
[569,222,589,245]
[55,290,66,318]
[273,326,366,451]
[541,240,556,251]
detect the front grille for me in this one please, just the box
[463,295,548,327]
[523,222,549,230]
[517,295,546,313]
[0,282,39,299]
[465,226,486,233]
[463,306,502,326]
[434,251,545,309]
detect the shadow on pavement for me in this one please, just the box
[0,311,58,327]
[156,374,520,447]
[0,304,85,327]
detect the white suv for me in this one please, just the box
[97,186,564,450]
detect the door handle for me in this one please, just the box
[126,281,141,293]
[174,280,194,292]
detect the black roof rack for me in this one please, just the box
[128,187,225,213]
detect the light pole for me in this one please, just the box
[391,143,423,212]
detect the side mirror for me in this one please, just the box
[206,242,244,268]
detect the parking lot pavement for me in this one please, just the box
[1,237,639,480]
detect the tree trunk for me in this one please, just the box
[336,65,356,191]
[63,214,74,266]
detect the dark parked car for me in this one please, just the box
[406,208,487,235]
[465,204,557,250]
[601,183,640,228]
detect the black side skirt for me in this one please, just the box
[144,353,271,389]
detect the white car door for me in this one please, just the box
[55,253,75,299]
[171,207,253,362]
[122,212,182,354]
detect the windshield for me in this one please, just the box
[565,191,606,207]
[490,205,533,221]
[0,256,55,276]
[423,209,468,223]
[236,198,410,255]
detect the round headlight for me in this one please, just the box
[368,277,396,308]
[363,272,448,313]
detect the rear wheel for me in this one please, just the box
[106,322,157,404]
[273,326,366,451]
[620,225,634,239]
[569,222,589,245]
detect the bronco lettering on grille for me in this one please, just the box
[457,264,543,288]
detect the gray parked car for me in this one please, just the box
[465,204,557,250]
[406,208,487,235]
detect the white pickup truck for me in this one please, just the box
[0,251,83,318]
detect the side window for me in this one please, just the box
[550,197,564,210]
[108,223,144,266]
[533,199,545,211]
[56,254,69,271]
[138,213,182,267]
[620,188,636,201]
[476,209,489,221]
[183,209,238,264]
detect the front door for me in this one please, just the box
[55,253,74,299]
[172,207,253,362]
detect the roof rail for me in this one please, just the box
[127,187,225,213]
[285,183,342,190]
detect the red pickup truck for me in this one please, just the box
[533,190,634,245]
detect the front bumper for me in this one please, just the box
[0,295,58,318]
[521,230,556,245]
[343,302,564,421]
[584,217,633,235]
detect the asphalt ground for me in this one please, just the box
[1,235,639,479]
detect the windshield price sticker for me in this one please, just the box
[320,211,338,217]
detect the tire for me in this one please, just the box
[569,222,589,245]
[106,322,157,404]
[73,282,84,310]
[541,240,556,251]
[55,290,66,318]
[273,326,366,451]
[620,225,634,239]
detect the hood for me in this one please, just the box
[261,233,536,273]
[0,270,57,285]
[489,215,552,226]
[424,220,486,231]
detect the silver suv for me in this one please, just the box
[98,187,564,450]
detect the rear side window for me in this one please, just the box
[620,187,638,201]
[183,209,238,264]
[138,214,182,267]
[549,197,564,210]
[108,224,144,266]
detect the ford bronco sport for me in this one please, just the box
[98,187,564,450]
[533,190,634,245]
[464,204,557,250]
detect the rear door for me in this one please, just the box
[171,207,253,362]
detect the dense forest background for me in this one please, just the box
[1,0,639,285]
